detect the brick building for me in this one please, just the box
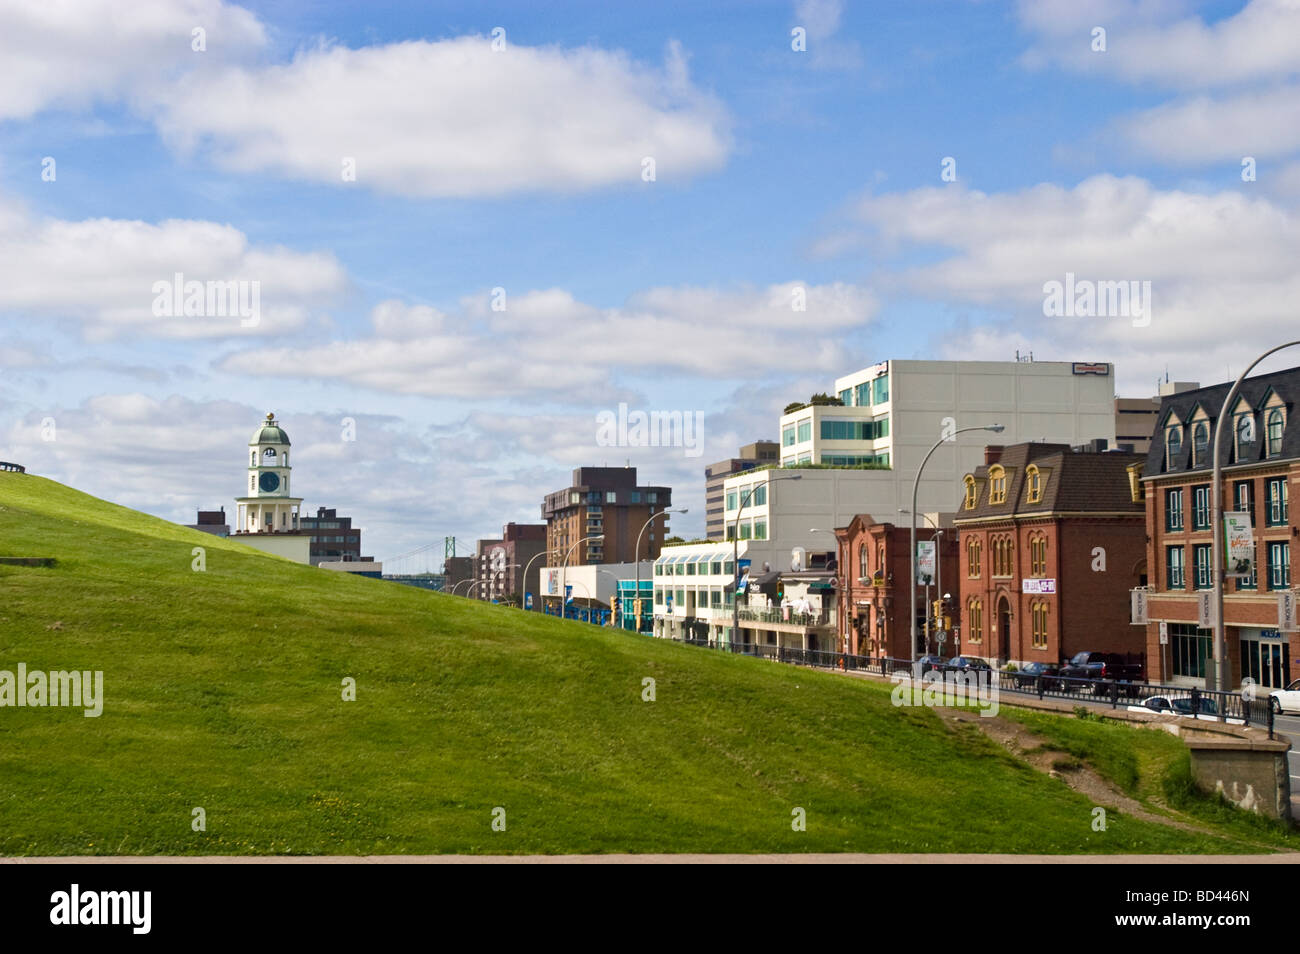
[541,467,672,567]
[834,515,958,658]
[1141,369,1299,689]
[955,443,1147,667]
[298,507,371,566]
[473,522,548,603]
[444,556,474,593]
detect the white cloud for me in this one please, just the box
[0,196,347,339]
[1019,0,1300,89]
[0,0,265,120]
[845,174,1300,391]
[217,282,878,400]
[1119,84,1300,162]
[149,35,730,197]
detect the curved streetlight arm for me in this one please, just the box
[1211,340,1300,690]
[732,475,801,646]
[635,508,687,634]
[910,425,1002,663]
[522,548,560,611]
[560,534,603,621]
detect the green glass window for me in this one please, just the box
[873,374,889,404]
[782,424,796,447]
[796,419,811,443]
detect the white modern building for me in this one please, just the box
[738,358,1119,550]
[538,560,652,613]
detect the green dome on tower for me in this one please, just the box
[250,412,291,446]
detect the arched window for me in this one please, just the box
[963,475,977,510]
[988,465,1007,505]
[967,538,981,578]
[1025,464,1042,504]
[1268,409,1285,457]
[1030,535,1048,576]
[1192,422,1208,467]
[1236,413,1256,462]
[262,448,278,466]
[250,449,256,467]
[967,598,983,643]
[1166,425,1183,468]
[858,544,867,579]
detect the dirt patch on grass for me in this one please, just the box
[938,708,1206,834]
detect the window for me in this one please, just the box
[753,519,767,541]
[648,492,657,504]
[820,419,889,440]
[1192,484,1211,530]
[854,382,870,407]
[967,538,981,578]
[1165,488,1184,531]
[752,483,767,506]
[1236,413,1257,462]
[1170,624,1211,678]
[739,522,752,541]
[782,424,796,447]
[710,588,721,608]
[1234,481,1254,527]
[1029,536,1047,577]
[858,544,868,578]
[1031,601,1048,650]
[1237,544,1258,591]
[967,598,983,643]
[1194,544,1212,589]
[725,490,737,511]
[630,491,641,504]
[1192,422,1209,467]
[873,374,889,404]
[686,561,696,576]
[963,476,977,510]
[1025,465,1042,504]
[654,587,663,606]
[1267,478,1289,526]
[988,466,1007,505]
[796,419,811,443]
[797,453,812,464]
[1166,425,1183,468]
[1269,542,1291,591]
[992,536,1014,577]
[570,492,581,504]
[821,454,890,466]
[1267,408,1285,457]
[1166,546,1185,589]
[838,388,851,405]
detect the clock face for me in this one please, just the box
[259,471,281,493]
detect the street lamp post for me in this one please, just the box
[451,578,475,596]
[560,534,603,622]
[1211,340,1300,690]
[732,474,802,649]
[521,548,560,612]
[635,507,688,635]
[910,424,1004,663]
[901,509,945,655]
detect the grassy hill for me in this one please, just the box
[0,472,1293,855]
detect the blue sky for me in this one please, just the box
[3,0,1299,567]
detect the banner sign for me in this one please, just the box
[1130,589,1147,625]
[1280,591,1298,633]
[1198,591,1214,628]
[1159,620,1168,645]
[524,592,533,610]
[1022,578,1057,595]
[916,541,936,585]
[736,558,752,594]
[565,585,573,605]
[1224,512,1255,578]
[545,569,559,595]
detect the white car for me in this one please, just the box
[1268,680,1300,714]
[1126,695,1243,724]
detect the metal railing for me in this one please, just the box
[736,607,831,627]
[648,637,1275,739]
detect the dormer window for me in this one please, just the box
[963,475,977,510]
[988,465,1007,505]
[1025,464,1042,504]
[1268,408,1285,457]
[1235,411,1257,462]
[1192,422,1209,468]
[1165,424,1183,469]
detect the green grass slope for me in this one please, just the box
[0,472,1291,855]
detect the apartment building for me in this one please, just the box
[1115,380,1199,454]
[474,522,547,603]
[541,467,672,567]
[704,440,778,539]
[1141,368,1300,689]
[298,507,370,566]
[955,443,1147,667]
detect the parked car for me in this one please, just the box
[1058,651,1143,694]
[915,654,948,675]
[1268,679,1300,714]
[1011,661,1062,690]
[1128,694,1239,723]
[945,655,993,674]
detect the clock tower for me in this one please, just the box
[235,412,303,534]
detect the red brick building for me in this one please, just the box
[834,515,958,659]
[955,443,1147,667]
[1141,370,1299,689]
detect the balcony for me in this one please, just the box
[737,607,832,628]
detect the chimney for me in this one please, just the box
[984,445,1004,466]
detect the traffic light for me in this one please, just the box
[932,600,943,621]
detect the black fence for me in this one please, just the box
[660,637,1275,739]
[0,461,24,473]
